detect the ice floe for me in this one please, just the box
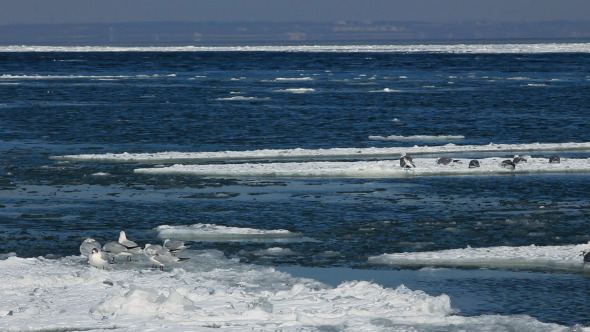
[133,156,590,178]
[51,142,590,163]
[369,135,465,141]
[215,96,270,101]
[368,242,590,272]
[1,250,585,331]
[156,223,306,242]
[275,88,315,93]
[274,77,314,81]
[2,43,590,54]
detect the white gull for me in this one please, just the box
[88,248,113,270]
[144,243,189,271]
[163,239,191,256]
[79,238,101,259]
[118,231,142,261]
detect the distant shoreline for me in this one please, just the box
[1,20,589,44]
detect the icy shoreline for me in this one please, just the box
[1,249,587,331]
[2,42,590,53]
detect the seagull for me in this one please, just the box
[102,241,131,262]
[549,155,560,164]
[581,248,590,263]
[163,239,191,256]
[143,244,171,268]
[468,160,480,168]
[400,153,415,169]
[118,231,143,261]
[144,243,189,271]
[88,248,113,270]
[501,160,516,170]
[436,157,461,165]
[80,238,101,259]
[513,155,527,165]
[144,243,169,257]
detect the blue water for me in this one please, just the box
[1,44,589,326]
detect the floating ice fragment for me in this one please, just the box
[52,141,590,163]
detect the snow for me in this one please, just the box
[132,156,590,178]
[51,141,590,163]
[91,172,110,177]
[372,88,402,92]
[215,96,270,101]
[1,248,586,331]
[368,135,465,141]
[49,142,590,178]
[274,77,314,81]
[275,88,316,93]
[156,223,305,242]
[368,242,590,272]
[0,73,174,80]
[1,43,590,53]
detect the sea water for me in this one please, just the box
[0,41,589,331]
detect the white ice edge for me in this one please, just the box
[275,88,316,93]
[1,43,590,53]
[132,157,590,178]
[1,250,587,331]
[51,142,590,163]
[369,135,465,141]
[0,73,177,79]
[368,242,590,272]
[156,223,304,242]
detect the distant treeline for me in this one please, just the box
[1,21,589,44]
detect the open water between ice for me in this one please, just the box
[1,41,589,330]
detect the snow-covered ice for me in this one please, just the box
[215,96,270,101]
[368,135,465,141]
[368,242,590,272]
[1,42,590,53]
[275,88,316,93]
[156,223,305,242]
[1,248,586,331]
[132,156,590,178]
[51,141,590,164]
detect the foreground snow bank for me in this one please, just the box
[1,250,583,331]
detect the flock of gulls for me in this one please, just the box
[79,168,589,270]
[79,231,590,271]
[399,153,561,170]
[400,152,590,264]
[80,231,191,270]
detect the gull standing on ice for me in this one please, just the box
[400,153,415,169]
[501,160,516,170]
[436,157,461,165]
[88,248,113,270]
[513,155,527,165]
[102,241,131,262]
[468,160,480,168]
[163,239,191,256]
[144,243,189,271]
[118,231,143,261]
[143,243,170,268]
[581,248,590,263]
[80,238,101,259]
[144,243,168,257]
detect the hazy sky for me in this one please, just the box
[1,0,589,25]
